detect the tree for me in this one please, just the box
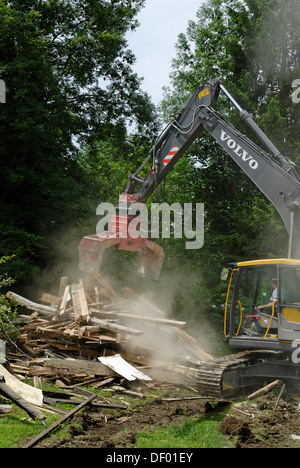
[157,0,300,331]
[0,257,19,342]
[0,0,157,283]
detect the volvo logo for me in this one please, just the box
[220,130,258,170]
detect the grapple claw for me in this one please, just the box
[137,239,165,280]
[78,196,165,280]
[79,233,164,280]
[78,234,120,274]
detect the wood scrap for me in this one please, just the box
[247,380,283,400]
[0,405,12,414]
[5,272,213,389]
[0,375,45,420]
[22,394,97,448]
[6,292,58,317]
[274,383,286,411]
[112,385,146,399]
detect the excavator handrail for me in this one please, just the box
[224,268,238,338]
[236,300,243,336]
[264,301,277,339]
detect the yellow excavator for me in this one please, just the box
[79,78,300,396]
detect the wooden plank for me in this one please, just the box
[91,270,118,300]
[162,396,231,402]
[93,377,116,389]
[43,358,111,376]
[22,394,97,448]
[59,285,70,316]
[58,276,68,297]
[89,316,143,336]
[38,292,61,306]
[77,280,90,323]
[6,292,58,317]
[70,281,90,323]
[71,283,81,322]
[89,309,186,328]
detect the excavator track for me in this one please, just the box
[196,350,284,397]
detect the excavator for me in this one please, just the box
[79,78,300,396]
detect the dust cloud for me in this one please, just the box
[25,227,85,300]
[26,227,218,370]
[113,266,219,367]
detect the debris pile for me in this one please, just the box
[6,270,213,389]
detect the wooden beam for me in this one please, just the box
[59,285,70,316]
[247,380,282,400]
[43,358,111,376]
[6,292,58,317]
[89,309,186,328]
[91,270,118,300]
[22,394,97,448]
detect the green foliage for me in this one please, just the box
[157,0,299,330]
[0,0,156,284]
[0,257,19,342]
[0,0,299,344]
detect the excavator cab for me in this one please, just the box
[223,259,300,354]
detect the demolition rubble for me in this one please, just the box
[4,270,213,392]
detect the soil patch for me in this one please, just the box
[37,392,218,448]
[219,393,300,448]
[34,386,300,449]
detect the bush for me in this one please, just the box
[0,257,19,343]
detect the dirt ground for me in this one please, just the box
[38,392,215,448]
[36,384,300,449]
[219,392,300,448]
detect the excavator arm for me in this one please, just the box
[125,77,221,202]
[79,78,222,279]
[198,91,300,259]
[79,78,300,278]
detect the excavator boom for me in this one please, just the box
[79,78,221,279]
[79,77,300,279]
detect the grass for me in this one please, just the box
[0,383,234,448]
[0,404,59,448]
[0,380,83,448]
[135,412,234,449]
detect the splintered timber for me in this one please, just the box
[5,271,213,388]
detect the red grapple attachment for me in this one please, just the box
[78,195,165,280]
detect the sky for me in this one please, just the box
[126,0,202,106]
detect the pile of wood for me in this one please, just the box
[6,270,213,388]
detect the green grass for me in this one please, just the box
[0,381,81,448]
[0,405,60,448]
[135,413,234,449]
[0,383,234,448]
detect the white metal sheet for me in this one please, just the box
[98,354,152,381]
